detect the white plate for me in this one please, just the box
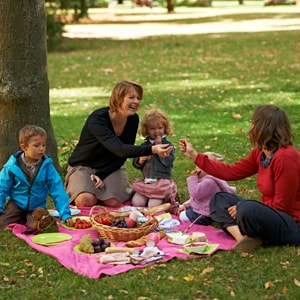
[48,208,81,217]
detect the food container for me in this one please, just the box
[126,211,139,228]
[166,231,190,245]
[190,232,207,243]
[146,232,160,247]
[183,242,208,253]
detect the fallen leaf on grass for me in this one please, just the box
[232,113,242,119]
[0,262,9,267]
[200,267,214,276]
[142,269,148,275]
[3,275,9,282]
[294,278,300,287]
[158,263,167,268]
[282,286,289,293]
[80,290,88,295]
[183,274,194,281]
[119,290,128,294]
[265,281,273,289]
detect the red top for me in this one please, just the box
[195,145,300,224]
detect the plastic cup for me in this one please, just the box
[126,217,136,228]
[146,232,160,247]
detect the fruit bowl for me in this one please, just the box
[183,242,208,253]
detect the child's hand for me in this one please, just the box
[65,217,73,227]
[173,205,185,216]
[190,169,201,177]
[138,156,151,164]
[155,135,162,145]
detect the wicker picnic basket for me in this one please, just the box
[89,206,159,242]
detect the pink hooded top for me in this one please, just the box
[183,175,236,217]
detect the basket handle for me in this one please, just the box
[89,205,108,218]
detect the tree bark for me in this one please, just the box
[166,0,174,13]
[0,0,60,171]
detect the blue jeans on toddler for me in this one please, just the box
[185,208,212,226]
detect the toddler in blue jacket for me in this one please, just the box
[0,125,73,229]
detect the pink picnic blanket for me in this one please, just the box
[8,207,235,279]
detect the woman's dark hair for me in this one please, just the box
[109,80,143,113]
[248,104,294,150]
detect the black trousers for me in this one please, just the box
[209,192,300,246]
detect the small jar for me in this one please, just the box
[146,232,160,247]
[126,211,139,228]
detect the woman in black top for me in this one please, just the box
[65,80,173,207]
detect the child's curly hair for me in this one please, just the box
[140,109,174,137]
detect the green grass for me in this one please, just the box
[1,12,300,300]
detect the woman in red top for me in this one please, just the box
[179,104,300,252]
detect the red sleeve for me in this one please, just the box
[271,152,299,212]
[194,148,259,181]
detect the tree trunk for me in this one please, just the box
[0,0,60,171]
[166,0,174,13]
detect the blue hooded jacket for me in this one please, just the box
[0,151,71,222]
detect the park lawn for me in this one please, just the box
[1,19,300,300]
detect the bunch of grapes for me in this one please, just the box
[91,237,111,253]
[111,218,128,228]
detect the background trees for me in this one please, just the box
[0,0,60,170]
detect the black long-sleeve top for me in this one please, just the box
[68,107,153,180]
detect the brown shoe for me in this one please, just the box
[233,237,263,253]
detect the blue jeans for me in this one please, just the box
[209,192,300,246]
[185,208,212,226]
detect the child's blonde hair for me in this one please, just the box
[19,125,47,146]
[140,109,173,137]
[204,151,224,161]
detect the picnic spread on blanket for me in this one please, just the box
[8,203,235,279]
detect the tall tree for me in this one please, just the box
[0,0,60,170]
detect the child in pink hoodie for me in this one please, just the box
[177,152,236,225]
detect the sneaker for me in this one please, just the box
[233,237,263,253]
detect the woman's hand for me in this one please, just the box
[152,144,173,158]
[228,205,237,219]
[179,139,198,161]
[65,217,73,227]
[91,174,104,189]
